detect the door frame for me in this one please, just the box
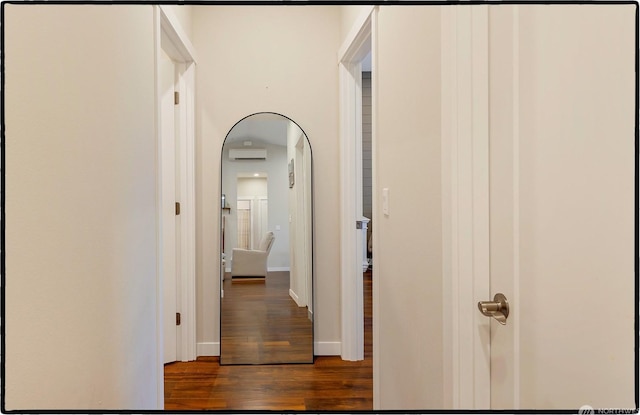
[440,5,494,409]
[154,4,197,407]
[338,5,375,362]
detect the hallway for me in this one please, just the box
[4,4,635,411]
[164,271,373,411]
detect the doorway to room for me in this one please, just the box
[338,5,374,363]
[361,54,373,361]
[361,67,372,264]
[158,6,197,373]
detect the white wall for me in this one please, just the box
[4,5,158,410]
[373,6,443,409]
[192,5,342,354]
[237,177,268,199]
[341,5,374,42]
[164,5,193,39]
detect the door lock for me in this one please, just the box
[478,293,509,325]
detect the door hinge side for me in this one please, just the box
[175,202,181,216]
[174,91,180,105]
[176,312,181,326]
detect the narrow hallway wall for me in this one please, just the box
[374,6,444,409]
[4,4,159,410]
[191,6,343,355]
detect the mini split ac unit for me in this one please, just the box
[228,148,267,161]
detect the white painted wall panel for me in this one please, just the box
[4,4,158,410]
[375,6,444,409]
[191,6,342,354]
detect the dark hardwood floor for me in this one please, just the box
[221,271,313,364]
[164,270,373,411]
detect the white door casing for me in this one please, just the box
[160,47,179,365]
[441,5,491,409]
[154,5,197,406]
[294,139,311,308]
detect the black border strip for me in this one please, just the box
[0,0,639,4]
[0,0,638,4]
[1,0,6,413]
[635,1,639,413]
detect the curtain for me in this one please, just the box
[237,208,251,250]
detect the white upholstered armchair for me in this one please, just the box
[230,231,275,279]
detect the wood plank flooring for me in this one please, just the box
[164,270,373,411]
[221,271,313,364]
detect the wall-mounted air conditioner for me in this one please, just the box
[228,148,267,161]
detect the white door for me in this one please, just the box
[486,5,635,410]
[160,48,179,364]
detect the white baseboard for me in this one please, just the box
[308,308,313,322]
[314,341,341,356]
[196,342,219,356]
[197,341,340,357]
[226,266,289,273]
[289,288,301,306]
